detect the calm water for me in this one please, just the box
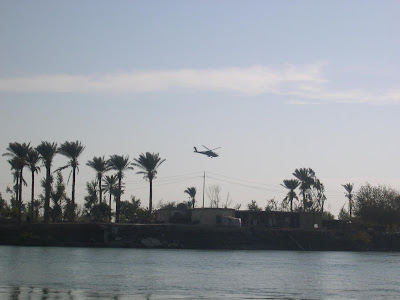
[0,246,399,299]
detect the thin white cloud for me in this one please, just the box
[0,64,326,94]
[0,63,399,105]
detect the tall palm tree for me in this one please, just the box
[132,152,166,220]
[86,156,109,204]
[7,157,22,212]
[102,174,119,222]
[342,183,354,218]
[27,148,41,222]
[3,142,30,224]
[36,141,58,223]
[292,168,314,212]
[57,141,85,222]
[107,155,133,223]
[184,187,197,209]
[281,179,300,212]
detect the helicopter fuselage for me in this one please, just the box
[194,147,219,158]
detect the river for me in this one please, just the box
[0,246,399,299]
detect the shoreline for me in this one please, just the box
[1,223,399,251]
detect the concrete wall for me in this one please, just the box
[156,208,322,229]
[156,209,191,224]
[191,208,235,225]
[221,216,241,227]
[235,211,322,229]
[299,212,322,229]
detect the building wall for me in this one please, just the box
[191,208,235,225]
[299,212,322,229]
[156,209,191,223]
[235,211,322,229]
[156,208,322,229]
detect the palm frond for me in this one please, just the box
[36,141,58,165]
[132,152,166,180]
[58,141,85,160]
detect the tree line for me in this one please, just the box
[1,141,165,224]
[2,142,399,228]
[180,168,400,228]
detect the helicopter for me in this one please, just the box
[194,145,221,158]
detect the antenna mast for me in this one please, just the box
[202,171,205,208]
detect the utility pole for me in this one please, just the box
[202,171,205,208]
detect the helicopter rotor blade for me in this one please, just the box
[211,147,221,151]
[202,145,211,151]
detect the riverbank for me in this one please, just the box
[1,223,400,251]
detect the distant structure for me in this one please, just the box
[156,208,322,229]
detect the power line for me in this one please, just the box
[207,175,284,193]
[125,175,202,191]
[207,172,282,189]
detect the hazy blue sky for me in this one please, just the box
[1,1,399,216]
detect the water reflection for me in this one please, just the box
[1,286,155,300]
[1,247,400,299]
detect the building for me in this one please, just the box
[235,210,322,229]
[156,208,322,229]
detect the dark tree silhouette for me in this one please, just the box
[86,156,109,204]
[27,148,41,222]
[6,157,26,218]
[132,152,165,220]
[184,187,197,209]
[57,141,85,222]
[3,142,30,224]
[281,179,300,212]
[342,183,354,218]
[7,157,21,209]
[36,141,58,223]
[107,155,133,223]
[102,174,118,222]
[292,168,315,212]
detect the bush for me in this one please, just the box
[354,184,400,227]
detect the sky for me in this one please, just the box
[1,1,399,217]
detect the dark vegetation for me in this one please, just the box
[2,141,164,224]
[2,141,400,251]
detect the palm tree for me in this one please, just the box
[292,168,315,212]
[7,157,22,213]
[102,174,118,222]
[342,183,354,218]
[87,156,109,204]
[132,152,166,220]
[3,142,30,223]
[27,148,41,222]
[36,141,58,223]
[107,155,133,223]
[57,141,85,222]
[281,179,300,212]
[184,187,197,209]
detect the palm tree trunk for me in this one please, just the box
[44,164,51,223]
[116,176,121,223]
[71,167,76,222]
[109,192,112,222]
[349,197,352,218]
[15,174,19,211]
[302,190,306,212]
[290,194,293,212]
[31,170,35,222]
[98,175,102,204]
[149,179,153,222]
[18,169,23,224]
